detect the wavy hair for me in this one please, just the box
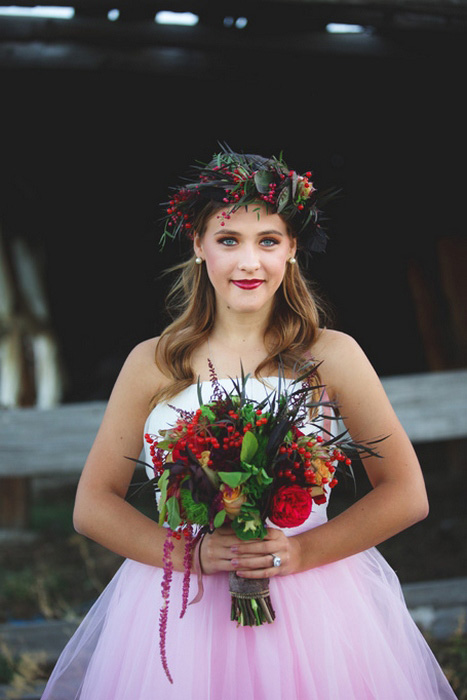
[152,202,327,406]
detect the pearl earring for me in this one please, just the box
[195,257,203,265]
[288,257,296,264]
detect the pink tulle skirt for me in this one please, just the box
[41,543,456,699]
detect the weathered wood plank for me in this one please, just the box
[0,370,466,478]
[380,370,467,444]
[0,402,105,477]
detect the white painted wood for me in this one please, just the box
[0,369,466,478]
[381,369,467,444]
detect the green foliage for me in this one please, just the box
[232,505,267,540]
[180,488,209,526]
[0,641,47,694]
[166,496,181,530]
[429,631,467,699]
[201,405,216,422]
[240,430,258,462]
[158,470,169,525]
[0,569,37,609]
[213,509,227,528]
[0,650,14,684]
[218,471,250,489]
[30,502,74,536]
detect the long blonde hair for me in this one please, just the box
[152,203,326,406]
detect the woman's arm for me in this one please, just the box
[73,338,189,572]
[232,330,429,578]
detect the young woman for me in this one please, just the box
[42,148,456,699]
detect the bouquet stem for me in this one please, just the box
[229,571,276,626]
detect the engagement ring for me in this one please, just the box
[271,554,281,568]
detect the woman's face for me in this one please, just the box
[194,204,296,316]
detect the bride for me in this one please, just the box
[42,146,456,699]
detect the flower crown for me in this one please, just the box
[159,144,328,254]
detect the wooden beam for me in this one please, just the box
[1,370,466,480]
[0,401,105,478]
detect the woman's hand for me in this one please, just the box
[198,525,243,575]
[199,526,300,578]
[229,527,301,579]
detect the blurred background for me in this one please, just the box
[0,0,466,695]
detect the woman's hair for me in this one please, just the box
[152,199,327,407]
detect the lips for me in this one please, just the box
[231,279,265,290]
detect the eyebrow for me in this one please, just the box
[213,229,285,237]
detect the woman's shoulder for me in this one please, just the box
[311,328,363,362]
[114,337,171,402]
[310,329,375,398]
[125,336,159,363]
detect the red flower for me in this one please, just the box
[312,493,327,505]
[269,485,312,528]
[292,425,305,439]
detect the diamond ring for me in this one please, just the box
[271,553,282,567]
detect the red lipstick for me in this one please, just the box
[231,279,264,290]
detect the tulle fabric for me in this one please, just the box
[41,540,456,699]
[42,377,457,699]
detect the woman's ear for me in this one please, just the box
[193,234,203,259]
[289,238,297,259]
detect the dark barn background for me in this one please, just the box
[1,0,466,402]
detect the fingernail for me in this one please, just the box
[231,546,238,553]
[231,559,238,567]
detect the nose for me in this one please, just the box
[237,245,260,272]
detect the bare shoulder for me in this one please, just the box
[112,336,169,405]
[310,327,401,436]
[310,329,371,396]
[82,336,169,479]
[312,328,361,359]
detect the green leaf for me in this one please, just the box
[218,471,251,488]
[197,378,204,406]
[291,170,298,198]
[155,439,172,451]
[213,509,227,528]
[166,495,181,530]
[254,169,274,194]
[201,405,216,422]
[260,468,273,485]
[157,470,170,525]
[240,430,258,462]
[277,187,290,213]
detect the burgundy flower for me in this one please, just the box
[269,484,312,528]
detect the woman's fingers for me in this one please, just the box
[199,528,242,574]
[199,526,296,577]
[232,552,286,572]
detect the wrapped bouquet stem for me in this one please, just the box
[229,571,275,625]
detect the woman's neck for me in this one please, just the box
[192,313,268,379]
[210,307,269,348]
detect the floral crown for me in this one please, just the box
[159,144,328,254]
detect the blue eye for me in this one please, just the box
[218,237,237,246]
[260,238,280,247]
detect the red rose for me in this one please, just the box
[269,485,312,528]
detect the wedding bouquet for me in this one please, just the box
[138,363,381,682]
